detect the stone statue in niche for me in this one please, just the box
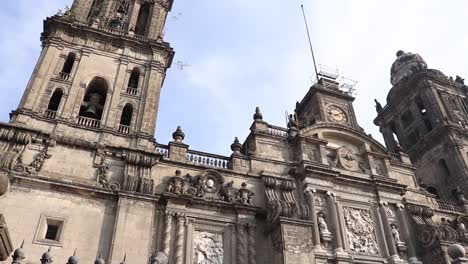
[193,231,224,264]
[343,207,379,255]
[391,224,402,243]
[317,213,329,234]
[317,212,332,248]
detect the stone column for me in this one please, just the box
[247,223,257,264]
[379,203,399,259]
[128,0,142,30]
[396,204,421,264]
[237,223,248,264]
[326,192,343,252]
[162,212,173,256]
[305,189,321,248]
[175,213,185,264]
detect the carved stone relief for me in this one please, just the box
[306,145,319,162]
[314,193,326,207]
[374,159,387,176]
[343,207,380,255]
[337,146,357,171]
[193,231,224,264]
[166,170,255,206]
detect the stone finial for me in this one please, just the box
[172,126,185,143]
[40,247,53,264]
[94,252,105,264]
[448,243,466,260]
[66,249,79,264]
[374,99,383,112]
[12,241,25,264]
[150,252,168,264]
[253,107,263,121]
[230,137,242,154]
[119,254,126,264]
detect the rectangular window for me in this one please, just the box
[34,214,66,246]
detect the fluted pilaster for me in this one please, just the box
[326,192,343,252]
[237,223,248,264]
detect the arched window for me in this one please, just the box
[119,104,133,134]
[120,104,133,126]
[135,2,151,36]
[47,89,63,112]
[79,77,108,120]
[45,89,63,119]
[61,53,76,79]
[128,67,140,88]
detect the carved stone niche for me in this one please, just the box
[166,170,255,206]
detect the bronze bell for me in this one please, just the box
[82,93,103,118]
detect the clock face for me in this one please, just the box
[326,105,348,123]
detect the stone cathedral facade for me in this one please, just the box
[2,1,468,264]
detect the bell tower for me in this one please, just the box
[375,50,468,200]
[11,0,174,150]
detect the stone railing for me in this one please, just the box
[155,145,169,158]
[267,125,288,137]
[186,150,229,169]
[77,116,100,128]
[118,124,130,134]
[126,87,138,95]
[44,110,57,119]
[436,200,464,213]
[59,72,71,80]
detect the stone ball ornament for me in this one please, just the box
[0,171,9,196]
[448,243,466,260]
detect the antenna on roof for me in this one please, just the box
[301,4,320,84]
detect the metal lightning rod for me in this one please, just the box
[301,4,319,83]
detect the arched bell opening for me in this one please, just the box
[79,77,109,121]
[135,2,151,36]
[60,53,76,80]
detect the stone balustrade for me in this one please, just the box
[59,72,70,80]
[436,199,464,213]
[155,145,169,158]
[186,151,229,169]
[44,110,57,119]
[126,87,138,96]
[77,116,100,128]
[118,124,130,134]
[267,125,288,137]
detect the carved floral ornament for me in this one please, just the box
[166,169,255,206]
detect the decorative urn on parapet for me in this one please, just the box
[237,182,254,205]
[167,170,185,195]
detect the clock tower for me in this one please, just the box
[295,74,360,130]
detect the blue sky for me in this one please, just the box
[1,0,467,156]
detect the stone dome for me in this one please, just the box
[41,249,53,263]
[390,50,427,85]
